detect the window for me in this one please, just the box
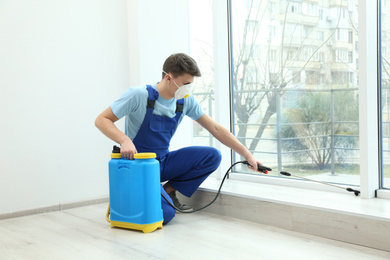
[230,0,360,187]
[303,2,319,16]
[285,23,301,37]
[269,49,278,62]
[247,67,258,83]
[317,31,324,41]
[246,20,259,32]
[289,2,301,13]
[305,70,320,84]
[338,7,349,19]
[245,44,259,60]
[348,51,353,63]
[303,26,312,38]
[304,47,318,61]
[268,2,276,14]
[245,0,260,9]
[268,25,276,39]
[381,1,390,188]
[189,0,215,147]
[349,30,353,43]
[336,28,349,42]
[331,71,349,84]
[333,49,349,63]
[188,0,390,198]
[292,71,301,84]
[319,52,324,62]
[287,48,299,60]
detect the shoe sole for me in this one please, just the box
[176,207,193,213]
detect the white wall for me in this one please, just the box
[126,0,193,151]
[0,0,175,214]
[0,0,192,214]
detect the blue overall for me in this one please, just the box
[132,85,222,224]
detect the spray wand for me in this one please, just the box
[243,161,360,196]
[162,160,360,214]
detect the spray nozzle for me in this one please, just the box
[346,188,361,196]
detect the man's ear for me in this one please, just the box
[164,73,172,81]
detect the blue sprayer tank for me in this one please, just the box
[107,145,163,233]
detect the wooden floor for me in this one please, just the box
[0,203,389,260]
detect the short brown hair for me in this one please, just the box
[162,53,201,79]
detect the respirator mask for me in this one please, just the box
[163,70,193,99]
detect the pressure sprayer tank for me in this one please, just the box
[108,146,163,233]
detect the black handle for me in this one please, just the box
[243,161,272,173]
[257,164,272,173]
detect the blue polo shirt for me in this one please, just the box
[110,84,205,140]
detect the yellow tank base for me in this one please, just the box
[110,220,163,233]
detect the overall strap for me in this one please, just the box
[174,98,184,121]
[176,98,184,113]
[146,85,184,118]
[146,85,159,109]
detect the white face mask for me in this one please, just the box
[174,83,192,99]
[163,70,193,99]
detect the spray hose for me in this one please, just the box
[162,161,360,214]
[161,161,244,213]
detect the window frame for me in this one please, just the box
[209,0,389,199]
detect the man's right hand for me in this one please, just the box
[95,107,138,159]
[120,139,138,160]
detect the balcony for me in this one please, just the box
[280,13,319,26]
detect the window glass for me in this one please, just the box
[230,0,360,187]
[189,0,215,147]
[381,0,390,188]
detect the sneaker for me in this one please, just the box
[168,191,193,212]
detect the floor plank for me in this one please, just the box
[0,203,389,260]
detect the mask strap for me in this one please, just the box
[162,70,180,88]
[162,70,170,77]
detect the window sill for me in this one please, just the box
[197,175,390,222]
[178,175,390,251]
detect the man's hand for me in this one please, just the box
[120,139,138,160]
[95,107,138,159]
[245,155,264,173]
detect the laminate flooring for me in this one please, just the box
[0,203,389,260]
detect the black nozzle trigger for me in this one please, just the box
[243,161,272,174]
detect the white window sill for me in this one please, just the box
[198,175,390,222]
